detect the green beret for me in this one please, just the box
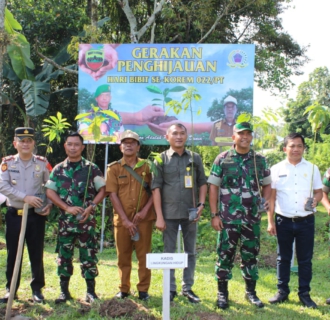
[94,84,111,98]
[234,122,253,132]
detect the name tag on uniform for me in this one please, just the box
[279,174,287,178]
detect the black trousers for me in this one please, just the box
[5,207,46,292]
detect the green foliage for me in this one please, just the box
[283,67,330,139]
[146,85,186,111]
[264,150,285,168]
[4,8,35,80]
[21,79,50,117]
[40,112,71,155]
[303,103,330,134]
[304,135,330,175]
[75,105,120,142]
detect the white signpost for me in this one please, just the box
[147,253,188,320]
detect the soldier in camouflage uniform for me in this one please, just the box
[45,132,105,304]
[208,122,271,309]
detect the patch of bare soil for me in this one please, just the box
[0,242,6,250]
[77,301,92,316]
[99,298,157,319]
[185,312,225,320]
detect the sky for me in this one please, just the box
[253,0,330,116]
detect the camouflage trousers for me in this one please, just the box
[215,222,260,281]
[56,218,99,280]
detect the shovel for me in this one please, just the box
[5,203,29,320]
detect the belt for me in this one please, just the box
[8,207,35,216]
[276,213,314,222]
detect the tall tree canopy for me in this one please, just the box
[282,67,330,139]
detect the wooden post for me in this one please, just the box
[5,203,29,320]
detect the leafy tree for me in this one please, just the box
[282,67,330,139]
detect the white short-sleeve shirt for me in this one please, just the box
[271,158,323,217]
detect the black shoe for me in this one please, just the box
[269,290,289,304]
[86,292,99,303]
[138,291,150,301]
[217,280,229,309]
[245,292,264,308]
[182,289,201,304]
[0,291,18,304]
[299,292,317,309]
[32,290,44,303]
[326,297,330,305]
[115,291,129,299]
[170,291,177,302]
[85,279,98,303]
[55,292,72,304]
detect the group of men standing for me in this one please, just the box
[0,122,329,310]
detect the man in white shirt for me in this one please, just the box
[267,133,322,308]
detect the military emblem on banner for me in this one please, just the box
[227,50,248,68]
[85,49,105,71]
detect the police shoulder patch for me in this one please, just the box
[35,155,47,162]
[2,155,14,162]
[1,163,8,172]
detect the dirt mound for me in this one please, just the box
[99,298,157,319]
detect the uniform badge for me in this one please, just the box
[10,165,16,168]
[35,165,41,172]
[12,179,17,185]
[1,163,7,172]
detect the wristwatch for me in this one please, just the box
[211,212,219,219]
[90,202,97,210]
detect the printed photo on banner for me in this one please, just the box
[78,44,255,145]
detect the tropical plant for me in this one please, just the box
[146,85,186,111]
[41,112,72,155]
[303,103,330,199]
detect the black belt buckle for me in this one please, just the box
[291,214,312,222]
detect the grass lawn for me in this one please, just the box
[1,205,330,319]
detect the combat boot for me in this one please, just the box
[55,277,72,304]
[217,280,229,309]
[86,279,99,303]
[244,279,264,308]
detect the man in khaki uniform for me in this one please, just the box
[0,127,52,304]
[209,95,238,146]
[106,130,155,301]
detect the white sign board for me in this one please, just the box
[147,253,187,269]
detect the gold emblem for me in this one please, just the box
[35,165,41,172]
[12,179,17,185]
[24,129,29,134]
[1,163,7,172]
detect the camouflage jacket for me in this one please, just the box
[208,148,271,224]
[45,157,105,222]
